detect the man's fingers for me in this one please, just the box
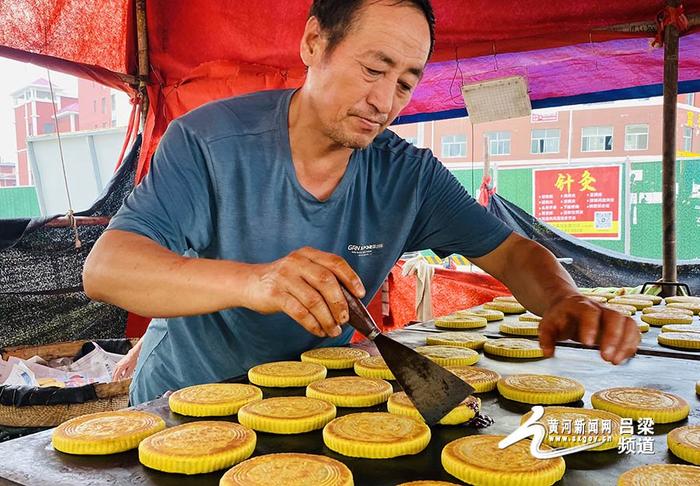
[299,247,365,298]
[538,317,561,357]
[575,305,602,347]
[598,310,627,362]
[302,264,349,326]
[280,292,327,337]
[289,276,340,337]
[612,319,641,365]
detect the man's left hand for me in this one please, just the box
[538,295,641,365]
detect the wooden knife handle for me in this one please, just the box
[340,285,381,339]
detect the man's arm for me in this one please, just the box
[83,230,365,338]
[471,232,640,365]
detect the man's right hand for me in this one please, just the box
[244,247,365,338]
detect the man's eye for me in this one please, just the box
[398,82,413,93]
[364,66,382,76]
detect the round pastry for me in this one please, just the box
[607,298,653,310]
[603,303,636,316]
[661,324,700,333]
[668,425,700,465]
[643,306,693,315]
[425,332,487,350]
[668,302,700,315]
[138,421,256,475]
[497,374,585,404]
[519,312,543,322]
[52,410,166,455]
[641,312,693,326]
[625,294,663,304]
[354,355,395,380]
[306,376,392,407]
[617,464,700,485]
[483,338,545,359]
[581,291,617,300]
[300,347,370,369]
[434,315,487,329]
[483,301,526,314]
[445,365,501,393]
[586,295,608,303]
[237,396,336,434]
[387,391,480,425]
[441,435,565,486]
[248,361,326,388]
[499,321,539,336]
[220,453,353,486]
[454,309,504,321]
[520,406,624,451]
[494,295,519,303]
[637,321,650,333]
[591,387,689,423]
[665,296,700,304]
[323,412,430,459]
[169,383,262,417]
[658,332,700,350]
[413,346,480,366]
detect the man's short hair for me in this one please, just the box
[309,0,436,59]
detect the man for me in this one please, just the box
[84,0,640,405]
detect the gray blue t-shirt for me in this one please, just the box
[108,89,512,404]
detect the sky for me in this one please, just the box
[0,57,76,164]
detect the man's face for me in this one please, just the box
[304,1,431,149]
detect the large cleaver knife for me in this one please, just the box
[341,286,475,425]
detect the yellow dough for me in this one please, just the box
[668,302,700,315]
[52,410,166,455]
[668,425,700,465]
[138,421,256,475]
[483,338,545,358]
[661,324,700,333]
[665,296,700,304]
[387,391,480,425]
[425,331,487,350]
[607,298,653,310]
[483,301,527,314]
[520,406,624,451]
[248,361,326,387]
[497,374,585,404]
[617,464,700,485]
[658,332,700,350]
[434,315,488,329]
[519,312,543,322]
[168,383,263,417]
[220,453,354,486]
[445,365,501,393]
[499,321,540,336]
[237,396,336,434]
[602,303,636,316]
[413,345,480,366]
[454,308,505,321]
[643,306,693,315]
[585,295,609,303]
[300,347,370,369]
[625,294,663,304]
[641,312,693,326]
[306,376,392,407]
[591,387,689,423]
[323,412,430,459]
[354,355,395,380]
[441,435,565,486]
[494,295,520,303]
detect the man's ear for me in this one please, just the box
[300,16,326,67]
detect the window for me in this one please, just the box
[93,100,96,112]
[531,129,560,154]
[486,131,511,155]
[111,119,117,128]
[441,134,467,158]
[688,93,696,106]
[582,126,613,152]
[43,122,55,133]
[683,126,693,152]
[111,94,116,111]
[101,97,106,114]
[624,124,649,151]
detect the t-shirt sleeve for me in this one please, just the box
[107,120,214,254]
[403,154,512,258]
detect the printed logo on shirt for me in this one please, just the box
[347,242,384,257]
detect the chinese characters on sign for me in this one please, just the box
[617,418,656,455]
[534,166,621,239]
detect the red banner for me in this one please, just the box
[533,166,621,239]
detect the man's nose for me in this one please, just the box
[366,77,394,116]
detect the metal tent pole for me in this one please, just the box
[135,0,150,127]
[661,0,682,295]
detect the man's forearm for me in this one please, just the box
[83,230,256,317]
